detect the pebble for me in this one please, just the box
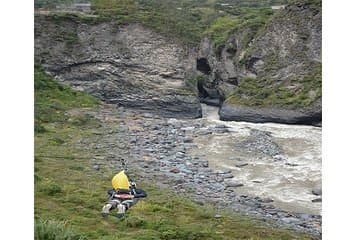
[282,217,299,224]
[260,198,274,203]
[235,163,249,168]
[201,161,209,167]
[312,188,322,196]
[170,168,180,173]
[285,162,299,167]
[298,213,312,220]
[222,173,234,179]
[225,181,244,188]
[273,154,286,161]
[183,137,193,143]
[215,169,231,174]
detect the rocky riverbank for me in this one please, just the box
[76,103,321,237]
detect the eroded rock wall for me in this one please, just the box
[35,15,201,118]
[195,0,322,125]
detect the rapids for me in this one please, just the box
[191,104,322,215]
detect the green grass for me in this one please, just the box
[204,8,273,53]
[203,16,241,47]
[35,218,87,240]
[34,65,99,133]
[34,66,317,239]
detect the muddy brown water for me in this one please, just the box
[191,104,321,215]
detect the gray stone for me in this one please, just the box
[285,162,299,167]
[225,181,244,188]
[175,152,185,158]
[222,173,234,179]
[312,188,322,196]
[312,198,322,203]
[201,161,209,167]
[235,163,249,168]
[297,213,312,220]
[183,137,193,143]
[215,169,231,174]
[219,104,321,126]
[170,168,180,173]
[260,198,274,203]
[281,217,299,224]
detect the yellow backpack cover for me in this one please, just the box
[111,170,130,190]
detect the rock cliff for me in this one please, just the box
[35,0,322,125]
[35,14,201,118]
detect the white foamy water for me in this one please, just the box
[192,104,322,215]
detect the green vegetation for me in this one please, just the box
[225,62,322,108]
[203,16,241,49]
[37,0,287,47]
[35,66,316,239]
[203,8,273,52]
[35,219,87,240]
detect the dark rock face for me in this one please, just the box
[34,15,201,119]
[220,102,322,125]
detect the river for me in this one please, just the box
[191,104,322,215]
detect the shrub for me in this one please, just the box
[124,215,147,228]
[40,182,62,196]
[35,219,86,240]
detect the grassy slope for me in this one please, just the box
[34,66,316,239]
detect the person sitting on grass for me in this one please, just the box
[101,170,147,218]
